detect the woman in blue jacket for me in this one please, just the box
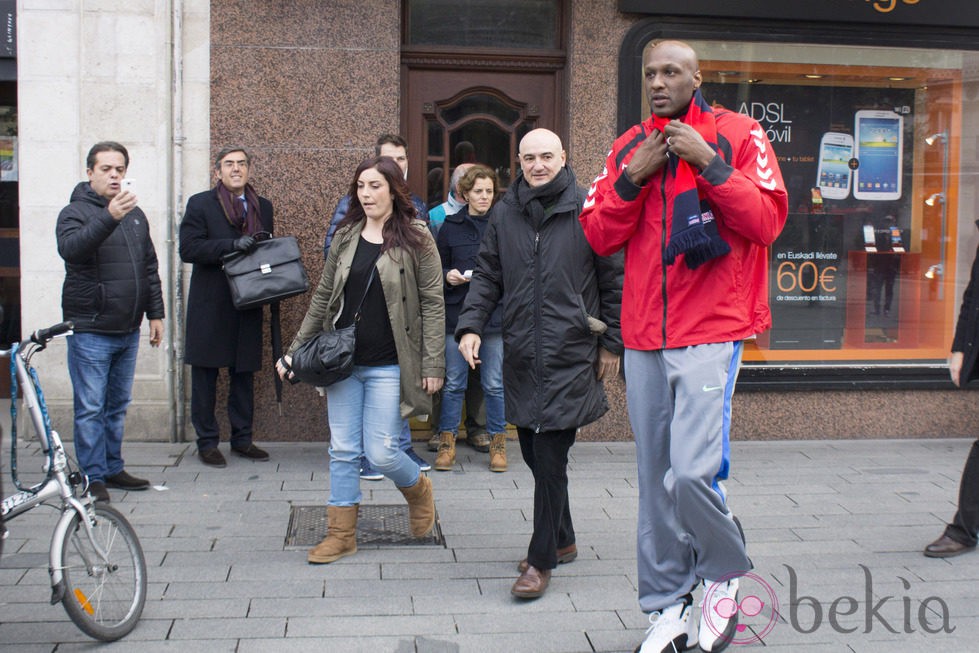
[433,165,507,472]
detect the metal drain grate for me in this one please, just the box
[285,504,444,548]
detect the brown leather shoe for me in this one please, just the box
[518,543,577,573]
[511,565,551,599]
[198,447,227,468]
[924,534,976,558]
[231,443,270,461]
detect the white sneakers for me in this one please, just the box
[636,577,741,653]
[636,601,698,653]
[699,577,740,652]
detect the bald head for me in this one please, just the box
[643,40,702,118]
[518,129,566,187]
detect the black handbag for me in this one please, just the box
[287,265,376,387]
[222,234,309,310]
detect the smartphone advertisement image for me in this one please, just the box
[816,132,854,200]
[702,83,915,351]
[853,109,903,201]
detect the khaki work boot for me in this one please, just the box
[434,431,456,471]
[427,431,442,452]
[489,433,508,472]
[399,474,436,537]
[308,505,358,564]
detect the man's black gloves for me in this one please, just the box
[233,235,257,253]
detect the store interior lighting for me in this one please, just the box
[925,131,947,146]
[925,192,945,206]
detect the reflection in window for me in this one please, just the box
[661,40,976,368]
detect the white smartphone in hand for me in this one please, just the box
[463,269,473,280]
[121,178,136,195]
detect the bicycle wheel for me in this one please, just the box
[59,504,147,641]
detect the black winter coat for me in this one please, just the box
[56,182,165,334]
[436,206,502,334]
[952,228,979,385]
[179,187,274,371]
[455,168,624,432]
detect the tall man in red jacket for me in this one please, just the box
[580,41,787,653]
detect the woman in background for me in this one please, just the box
[279,155,444,564]
[433,165,508,473]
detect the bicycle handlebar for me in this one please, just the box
[31,321,74,345]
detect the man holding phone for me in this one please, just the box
[56,141,165,503]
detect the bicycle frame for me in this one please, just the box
[0,327,114,603]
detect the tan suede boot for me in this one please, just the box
[434,431,456,471]
[489,433,508,472]
[307,505,358,564]
[399,474,436,537]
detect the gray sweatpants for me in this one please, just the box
[625,342,751,613]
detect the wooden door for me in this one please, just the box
[404,68,563,206]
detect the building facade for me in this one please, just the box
[11,0,979,443]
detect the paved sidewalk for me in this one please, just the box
[1,436,978,652]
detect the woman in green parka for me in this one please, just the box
[279,156,445,564]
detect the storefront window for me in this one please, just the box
[639,40,978,368]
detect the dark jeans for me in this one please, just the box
[944,439,979,547]
[191,366,254,451]
[518,426,576,570]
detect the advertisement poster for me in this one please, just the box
[703,82,916,349]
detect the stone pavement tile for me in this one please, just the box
[742,526,803,543]
[148,562,231,583]
[378,561,523,580]
[455,608,621,634]
[444,533,531,549]
[416,589,577,615]
[286,614,457,638]
[167,616,286,639]
[239,637,410,653]
[850,525,944,552]
[912,557,979,581]
[227,559,379,582]
[586,627,648,653]
[141,597,250,620]
[341,547,456,563]
[248,595,413,618]
[568,586,637,613]
[0,617,171,644]
[161,549,307,567]
[59,642,239,653]
[432,632,596,652]
[161,579,325,600]
[319,578,481,598]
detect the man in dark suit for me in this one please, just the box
[179,147,272,467]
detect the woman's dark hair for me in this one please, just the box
[458,164,499,204]
[338,156,429,255]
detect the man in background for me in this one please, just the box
[180,146,273,468]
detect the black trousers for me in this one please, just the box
[944,438,979,547]
[190,366,254,451]
[518,426,576,570]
